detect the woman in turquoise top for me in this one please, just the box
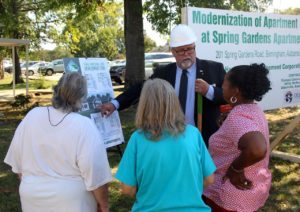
[116,79,216,211]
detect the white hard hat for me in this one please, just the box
[170,24,197,48]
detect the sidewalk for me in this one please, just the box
[0,88,52,102]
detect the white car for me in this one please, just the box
[145,52,175,62]
[5,61,38,74]
[21,61,48,76]
[144,52,175,78]
[3,60,12,68]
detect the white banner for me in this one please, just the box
[63,58,124,148]
[182,7,300,110]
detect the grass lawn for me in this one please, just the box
[0,87,299,211]
[0,73,57,90]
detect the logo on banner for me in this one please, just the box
[285,91,293,103]
[284,90,300,104]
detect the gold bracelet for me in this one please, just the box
[230,165,244,173]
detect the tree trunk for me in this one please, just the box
[0,57,4,79]
[124,0,144,88]
[10,0,23,84]
[13,47,23,84]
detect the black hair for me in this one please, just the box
[227,63,271,101]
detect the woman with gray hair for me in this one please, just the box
[116,78,216,211]
[4,72,112,212]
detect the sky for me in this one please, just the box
[41,0,300,50]
[143,18,168,46]
[268,0,300,11]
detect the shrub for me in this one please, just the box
[10,94,32,109]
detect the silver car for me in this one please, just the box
[39,59,65,76]
[21,61,49,76]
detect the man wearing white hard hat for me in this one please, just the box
[101,24,226,145]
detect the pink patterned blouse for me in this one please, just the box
[203,103,271,212]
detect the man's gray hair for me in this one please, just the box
[52,72,87,112]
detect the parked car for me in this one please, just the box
[109,60,126,84]
[144,52,175,78]
[109,53,175,83]
[3,60,12,69]
[144,52,175,61]
[21,61,49,76]
[5,61,39,73]
[39,59,64,76]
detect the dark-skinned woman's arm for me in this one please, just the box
[224,131,267,190]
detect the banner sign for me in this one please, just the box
[182,7,300,110]
[63,58,124,148]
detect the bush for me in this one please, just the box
[33,76,48,89]
[10,94,32,109]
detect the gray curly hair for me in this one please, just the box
[51,72,87,112]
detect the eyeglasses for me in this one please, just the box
[173,46,195,56]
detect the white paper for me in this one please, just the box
[63,58,124,148]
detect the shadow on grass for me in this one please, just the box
[0,162,21,212]
[0,75,30,90]
[279,123,300,155]
[0,107,21,212]
[269,113,300,155]
[261,158,300,211]
[0,82,24,90]
[0,101,299,211]
[109,181,134,212]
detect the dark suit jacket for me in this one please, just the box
[116,58,226,145]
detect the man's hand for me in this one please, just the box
[195,79,209,95]
[100,102,116,117]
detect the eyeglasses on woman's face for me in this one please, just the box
[173,46,195,56]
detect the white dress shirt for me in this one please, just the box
[175,63,214,126]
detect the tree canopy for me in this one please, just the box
[0,0,274,85]
[53,2,124,60]
[0,0,104,83]
[0,0,103,47]
[144,33,156,52]
[144,0,272,34]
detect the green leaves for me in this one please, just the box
[58,2,124,60]
[143,0,272,34]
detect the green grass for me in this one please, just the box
[266,106,300,155]
[0,100,136,212]
[0,97,299,211]
[0,73,56,90]
[262,158,300,211]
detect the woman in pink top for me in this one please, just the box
[203,64,272,212]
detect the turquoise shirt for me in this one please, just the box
[116,125,216,212]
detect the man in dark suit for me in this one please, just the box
[101,24,226,145]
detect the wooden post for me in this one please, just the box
[271,150,300,163]
[270,114,300,150]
